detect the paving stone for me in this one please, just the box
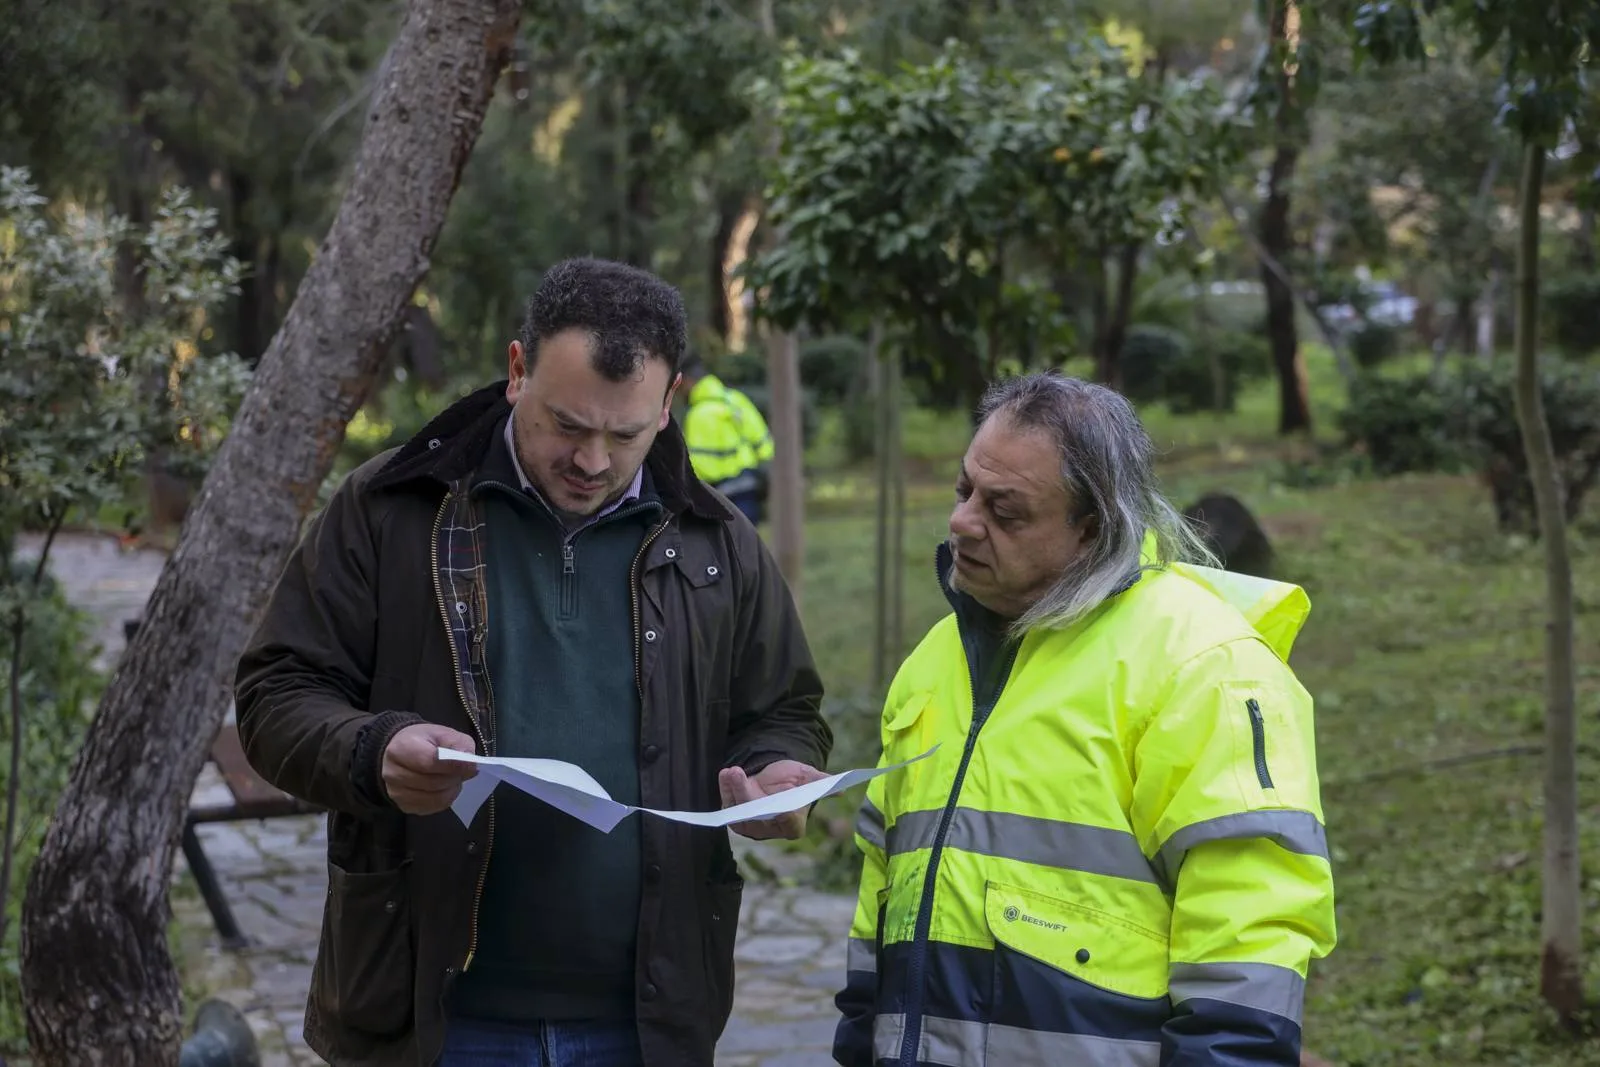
[714,1017,836,1054]
[798,965,846,992]
[788,891,857,931]
[747,1052,829,1067]
[734,933,829,967]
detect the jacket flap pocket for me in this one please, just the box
[673,538,725,589]
[318,861,414,1036]
[985,881,1168,1001]
[883,691,932,733]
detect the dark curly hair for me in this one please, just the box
[519,257,688,383]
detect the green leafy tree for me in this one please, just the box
[747,37,1236,686]
[1343,0,1600,1026]
[749,38,1238,398]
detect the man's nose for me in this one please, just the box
[950,499,983,540]
[573,438,609,478]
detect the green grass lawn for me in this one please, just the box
[788,364,1600,1066]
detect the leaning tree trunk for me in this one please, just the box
[19,2,522,1064]
[1259,0,1312,434]
[1512,141,1583,1027]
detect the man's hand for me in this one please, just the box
[718,759,828,840]
[381,723,479,815]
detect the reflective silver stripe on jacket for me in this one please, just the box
[1153,809,1328,888]
[872,1013,1160,1067]
[886,807,1159,884]
[1169,961,1305,1025]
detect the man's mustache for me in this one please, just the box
[560,467,609,488]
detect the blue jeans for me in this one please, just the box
[439,1017,643,1067]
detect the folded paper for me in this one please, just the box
[438,744,939,831]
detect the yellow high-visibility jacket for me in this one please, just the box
[834,542,1336,1067]
[684,374,774,490]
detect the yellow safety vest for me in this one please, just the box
[834,544,1336,1067]
[684,374,774,488]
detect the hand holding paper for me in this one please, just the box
[439,744,938,832]
[718,760,831,841]
[383,723,479,815]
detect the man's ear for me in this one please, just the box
[506,340,528,403]
[660,372,683,428]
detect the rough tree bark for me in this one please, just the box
[1259,0,1312,434]
[18,2,522,1064]
[1511,142,1583,1026]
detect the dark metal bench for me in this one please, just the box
[182,721,323,950]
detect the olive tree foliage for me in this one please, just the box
[746,38,1240,404]
[0,167,249,567]
[0,165,248,964]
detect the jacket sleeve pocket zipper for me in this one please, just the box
[1246,698,1274,789]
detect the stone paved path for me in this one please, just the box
[20,532,855,1066]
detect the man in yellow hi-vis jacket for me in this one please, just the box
[681,357,775,524]
[834,371,1336,1067]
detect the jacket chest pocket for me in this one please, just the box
[639,534,729,695]
[985,881,1169,1006]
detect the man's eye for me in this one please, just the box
[615,432,639,444]
[954,484,971,501]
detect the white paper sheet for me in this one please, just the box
[439,744,938,831]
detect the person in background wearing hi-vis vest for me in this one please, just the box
[835,371,1337,1067]
[681,356,774,525]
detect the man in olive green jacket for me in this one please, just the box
[235,257,832,1067]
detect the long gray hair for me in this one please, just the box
[972,371,1218,634]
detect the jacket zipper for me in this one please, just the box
[1246,698,1274,789]
[562,542,577,618]
[897,633,1020,1067]
[631,518,671,698]
[431,490,494,972]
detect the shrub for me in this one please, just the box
[0,559,104,1053]
[715,346,769,389]
[1338,372,1469,477]
[736,383,821,449]
[839,390,878,463]
[1348,321,1400,369]
[798,334,868,404]
[1337,362,1600,535]
[1120,325,1189,406]
[1122,323,1265,413]
[1454,361,1600,535]
[1174,330,1271,414]
[1543,273,1600,356]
